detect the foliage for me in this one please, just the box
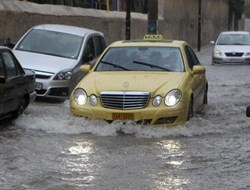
[231,0,245,19]
[245,1,250,18]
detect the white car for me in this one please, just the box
[211,31,250,65]
[13,24,106,100]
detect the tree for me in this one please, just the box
[230,0,245,30]
[245,2,250,18]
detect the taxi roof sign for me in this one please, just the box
[143,34,163,40]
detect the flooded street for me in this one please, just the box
[1,43,250,190]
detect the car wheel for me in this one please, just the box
[187,97,193,121]
[13,96,28,119]
[246,106,250,117]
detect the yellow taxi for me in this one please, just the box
[70,35,208,126]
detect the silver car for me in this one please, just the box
[13,24,106,100]
[211,31,250,65]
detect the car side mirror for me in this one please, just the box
[80,64,91,74]
[0,76,6,83]
[193,65,206,75]
[210,41,215,45]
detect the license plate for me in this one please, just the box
[35,82,43,90]
[228,59,242,63]
[112,113,134,120]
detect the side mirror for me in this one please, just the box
[0,76,6,83]
[80,64,91,74]
[210,41,215,45]
[193,65,206,75]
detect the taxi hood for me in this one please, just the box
[79,72,186,95]
[13,50,77,73]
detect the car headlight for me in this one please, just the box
[153,95,162,107]
[213,50,222,57]
[165,89,182,106]
[54,69,72,80]
[245,52,250,56]
[73,88,87,105]
[89,94,97,106]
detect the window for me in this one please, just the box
[185,45,200,70]
[2,51,17,79]
[95,46,184,72]
[83,37,95,62]
[94,36,106,56]
[17,29,83,59]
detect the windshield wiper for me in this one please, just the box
[133,61,171,71]
[100,61,129,71]
[218,43,230,45]
[231,43,248,45]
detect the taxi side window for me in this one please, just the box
[1,51,17,79]
[185,45,200,70]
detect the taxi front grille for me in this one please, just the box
[100,91,150,110]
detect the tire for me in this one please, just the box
[187,97,193,121]
[13,96,28,119]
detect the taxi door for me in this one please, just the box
[184,45,206,110]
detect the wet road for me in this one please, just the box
[1,44,250,189]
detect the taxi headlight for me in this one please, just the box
[74,88,87,105]
[54,69,72,80]
[213,50,222,57]
[153,95,162,107]
[89,94,97,106]
[165,89,182,106]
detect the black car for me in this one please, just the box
[247,106,250,117]
[0,46,36,122]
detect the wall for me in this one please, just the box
[0,0,229,48]
[0,0,147,45]
[158,0,229,48]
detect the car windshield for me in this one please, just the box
[16,29,83,59]
[217,33,250,45]
[95,47,184,72]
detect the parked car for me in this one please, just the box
[211,31,250,65]
[70,34,208,127]
[13,24,106,100]
[0,46,36,122]
[246,106,250,117]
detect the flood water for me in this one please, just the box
[1,43,250,190]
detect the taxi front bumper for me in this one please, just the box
[70,101,189,126]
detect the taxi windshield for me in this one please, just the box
[16,29,83,59]
[95,47,184,72]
